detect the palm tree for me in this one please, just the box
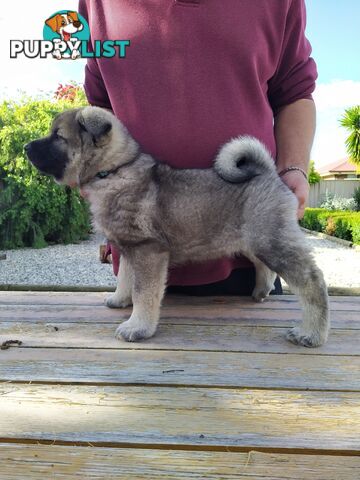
[340,105,360,167]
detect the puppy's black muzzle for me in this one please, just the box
[24,138,67,180]
[25,139,49,171]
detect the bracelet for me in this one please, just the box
[278,166,308,180]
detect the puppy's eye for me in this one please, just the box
[61,20,66,25]
[53,131,67,142]
[96,171,110,179]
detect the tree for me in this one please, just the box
[340,105,360,167]
[0,89,90,249]
[308,160,321,184]
[55,82,87,103]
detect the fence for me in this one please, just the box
[308,180,360,207]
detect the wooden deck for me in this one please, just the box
[0,291,359,478]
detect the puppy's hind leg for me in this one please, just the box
[105,254,133,308]
[284,259,329,347]
[255,242,329,347]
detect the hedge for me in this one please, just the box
[0,89,91,249]
[300,208,360,245]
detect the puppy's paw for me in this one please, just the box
[105,294,132,309]
[115,317,156,342]
[71,50,81,60]
[252,286,272,303]
[286,327,327,348]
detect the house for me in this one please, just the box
[318,158,360,180]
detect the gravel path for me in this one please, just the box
[0,234,115,288]
[0,232,359,289]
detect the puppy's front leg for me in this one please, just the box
[115,248,169,342]
[251,257,277,302]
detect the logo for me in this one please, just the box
[10,10,130,60]
[43,10,90,60]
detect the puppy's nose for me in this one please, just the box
[73,21,81,28]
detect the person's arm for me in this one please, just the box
[78,0,113,111]
[267,0,317,219]
[274,98,316,219]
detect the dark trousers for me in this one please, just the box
[166,267,282,296]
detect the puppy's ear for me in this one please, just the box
[45,14,61,32]
[77,108,112,144]
[68,11,79,22]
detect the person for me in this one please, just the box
[78,0,317,296]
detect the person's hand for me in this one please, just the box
[279,170,309,219]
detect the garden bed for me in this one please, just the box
[300,208,360,245]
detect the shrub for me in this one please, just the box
[324,216,336,236]
[320,191,357,211]
[300,208,360,245]
[55,82,88,103]
[334,214,360,244]
[299,208,342,232]
[0,86,91,249]
[353,186,360,211]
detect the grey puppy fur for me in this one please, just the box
[25,106,329,346]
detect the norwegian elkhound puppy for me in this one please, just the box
[25,106,329,346]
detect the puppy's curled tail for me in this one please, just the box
[214,136,275,183]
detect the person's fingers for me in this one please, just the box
[295,184,307,219]
[296,186,307,214]
[278,171,309,219]
[297,203,306,219]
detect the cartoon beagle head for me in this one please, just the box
[45,12,83,40]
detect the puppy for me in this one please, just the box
[45,11,83,59]
[25,106,329,346]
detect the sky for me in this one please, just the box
[305,0,360,165]
[0,1,359,167]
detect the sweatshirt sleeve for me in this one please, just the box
[78,0,113,109]
[267,0,317,115]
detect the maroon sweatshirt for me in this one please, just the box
[78,0,317,285]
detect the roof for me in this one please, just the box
[318,158,357,175]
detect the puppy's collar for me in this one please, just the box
[81,149,141,187]
[95,150,141,180]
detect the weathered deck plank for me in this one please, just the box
[0,291,359,310]
[0,444,359,479]
[1,347,359,390]
[0,321,358,354]
[1,384,359,450]
[1,303,359,328]
[0,292,359,476]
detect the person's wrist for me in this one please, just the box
[278,166,308,181]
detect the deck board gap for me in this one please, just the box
[0,437,359,456]
[0,379,359,393]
